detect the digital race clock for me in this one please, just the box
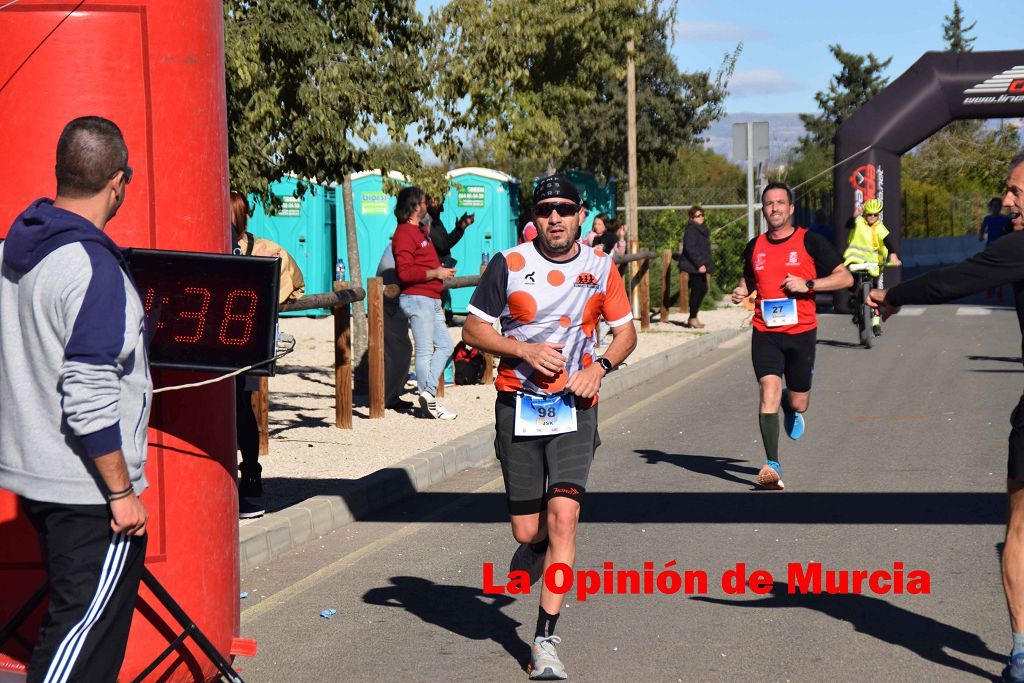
[124,249,281,376]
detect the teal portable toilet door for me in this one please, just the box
[248,177,334,316]
[442,167,519,313]
[337,170,407,307]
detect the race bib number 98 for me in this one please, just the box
[761,297,798,327]
[514,393,578,436]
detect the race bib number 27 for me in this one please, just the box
[761,297,798,327]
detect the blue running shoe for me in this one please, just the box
[781,388,805,440]
[1004,652,1024,682]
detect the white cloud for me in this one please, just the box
[675,20,770,42]
[727,69,801,97]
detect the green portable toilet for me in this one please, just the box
[248,176,335,316]
[439,167,521,313]
[336,170,409,303]
[533,170,617,241]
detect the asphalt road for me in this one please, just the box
[237,304,1023,682]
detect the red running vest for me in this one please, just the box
[750,228,818,334]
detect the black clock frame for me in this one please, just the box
[124,248,281,376]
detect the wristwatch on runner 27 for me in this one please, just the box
[597,357,614,373]
[805,279,815,292]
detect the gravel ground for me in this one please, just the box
[255,304,751,488]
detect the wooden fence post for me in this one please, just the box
[638,258,651,331]
[660,249,671,322]
[334,281,353,429]
[368,277,384,418]
[252,376,269,456]
[628,239,640,315]
[678,272,689,315]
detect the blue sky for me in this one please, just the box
[415,0,1018,115]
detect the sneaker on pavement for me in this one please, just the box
[510,542,546,586]
[872,323,882,337]
[435,401,458,420]
[757,461,785,490]
[239,497,265,519]
[1004,652,1024,682]
[529,635,567,680]
[781,388,805,440]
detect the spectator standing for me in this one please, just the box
[0,116,150,681]
[230,190,305,519]
[585,213,609,249]
[983,197,1012,246]
[677,205,713,328]
[373,238,415,410]
[425,194,474,325]
[393,186,458,419]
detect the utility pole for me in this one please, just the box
[626,40,640,314]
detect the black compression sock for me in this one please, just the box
[759,412,780,462]
[535,607,560,639]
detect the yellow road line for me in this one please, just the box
[243,336,749,622]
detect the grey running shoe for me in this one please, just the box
[510,542,546,586]
[529,635,567,680]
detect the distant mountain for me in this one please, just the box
[702,113,805,163]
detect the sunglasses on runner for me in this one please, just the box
[533,202,580,218]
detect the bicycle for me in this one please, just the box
[848,262,887,349]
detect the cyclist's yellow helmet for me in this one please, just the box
[863,199,883,215]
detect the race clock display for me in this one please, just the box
[124,249,280,375]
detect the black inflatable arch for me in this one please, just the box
[833,49,1024,281]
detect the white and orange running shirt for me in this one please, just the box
[468,241,633,400]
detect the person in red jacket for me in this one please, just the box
[731,182,852,490]
[392,186,458,419]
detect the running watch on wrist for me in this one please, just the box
[805,279,815,292]
[597,357,614,373]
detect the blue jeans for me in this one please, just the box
[398,294,454,396]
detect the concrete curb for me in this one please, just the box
[239,326,750,570]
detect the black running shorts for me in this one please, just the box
[493,392,600,515]
[751,328,817,393]
[1009,392,1024,481]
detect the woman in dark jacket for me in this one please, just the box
[677,205,713,328]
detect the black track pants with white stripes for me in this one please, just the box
[21,498,147,683]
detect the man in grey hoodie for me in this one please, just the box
[0,116,151,682]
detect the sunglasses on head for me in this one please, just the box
[534,201,580,218]
[693,213,704,218]
[110,165,133,184]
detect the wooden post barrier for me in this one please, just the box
[628,239,640,315]
[660,249,671,322]
[638,259,651,331]
[334,281,353,429]
[367,277,385,418]
[678,272,689,315]
[252,376,269,456]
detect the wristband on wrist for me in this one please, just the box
[107,485,133,501]
[108,490,134,502]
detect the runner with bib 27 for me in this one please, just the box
[731,182,852,490]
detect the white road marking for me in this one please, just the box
[956,307,992,316]
[899,307,926,316]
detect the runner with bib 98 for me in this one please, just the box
[731,182,852,490]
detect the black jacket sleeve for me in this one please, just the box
[681,223,712,272]
[883,233,897,256]
[888,232,1024,307]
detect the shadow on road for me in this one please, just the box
[636,449,758,488]
[816,338,862,349]
[693,582,1002,679]
[362,576,529,670]
[967,355,1023,364]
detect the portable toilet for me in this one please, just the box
[336,170,409,301]
[533,170,617,241]
[248,176,335,316]
[440,167,521,313]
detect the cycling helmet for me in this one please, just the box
[863,199,883,215]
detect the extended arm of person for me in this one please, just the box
[887,233,1024,307]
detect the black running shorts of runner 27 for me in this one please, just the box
[493,392,601,515]
[750,328,817,393]
[1008,392,1024,481]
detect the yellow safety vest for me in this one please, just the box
[843,217,889,277]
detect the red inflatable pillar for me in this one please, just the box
[0,2,241,681]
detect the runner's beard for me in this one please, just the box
[538,225,578,255]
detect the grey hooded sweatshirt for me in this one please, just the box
[0,198,152,505]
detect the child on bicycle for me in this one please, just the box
[844,198,901,336]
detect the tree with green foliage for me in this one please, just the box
[942,1,976,52]
[427,0,736,184]
[797,44,891,153]
[224,1,452,203]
